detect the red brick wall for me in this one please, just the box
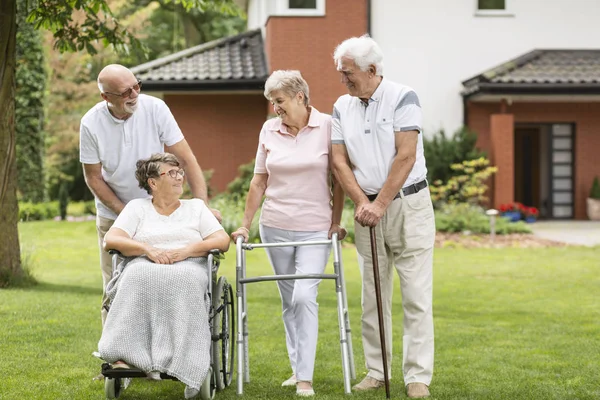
[265,0,369,114]
[164,93,267,193]
[468,101,600,219]
[489,114,514,208]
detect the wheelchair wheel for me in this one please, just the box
[199,366,216,400]
[212,276,235,390]
[104,377,121,399]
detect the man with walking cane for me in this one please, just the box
[331,35,436,399]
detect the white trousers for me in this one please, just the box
[97,215,116,325]
[259,225,331,382]
[354,188,435,385]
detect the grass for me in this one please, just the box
[1,220,599,400]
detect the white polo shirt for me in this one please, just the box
[80,94,184,220]
[331,78,427,195]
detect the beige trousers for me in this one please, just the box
[96,215,115,325]
[354,187,435,386]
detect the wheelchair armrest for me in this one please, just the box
[108,249,122,256]
[209,249,224,260]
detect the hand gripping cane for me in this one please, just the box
[370,226,391,399]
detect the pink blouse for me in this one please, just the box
[254,107,333,231]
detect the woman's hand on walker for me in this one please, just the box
[328,223,347,240]
[231,227,250,243]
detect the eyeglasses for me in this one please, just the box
[103,79,142,98]
[160,169,185,179]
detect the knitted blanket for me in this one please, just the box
[98,257,211,390]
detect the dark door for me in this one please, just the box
[514,127,541,210]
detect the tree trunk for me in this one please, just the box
[0,0,23,287]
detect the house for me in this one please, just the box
[135,0,600,219]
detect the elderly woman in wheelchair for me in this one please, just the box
[97,153,230,399]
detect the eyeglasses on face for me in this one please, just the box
[160,168,185,179]
[104,79,142,98]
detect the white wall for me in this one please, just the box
[372,0,600,135]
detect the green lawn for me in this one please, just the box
[1,220,599,400]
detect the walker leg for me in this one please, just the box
[337,240,356,379]
[332,236,352,394]
[242,250,250,384]
[236,242,245,395]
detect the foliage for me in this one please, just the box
[435,203,531,234]
[226,159,255,200]
[429,157,497,207]
[182,168,215,199]
[58,182,69,220]
[15,0,46,202]
[18,201,60,222]
[590,176,600,199]
[423,127,486,184]
[66,200,97,216]
[210,193,261,242]
[115,2,246,66]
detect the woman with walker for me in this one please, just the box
[231,70,346,397]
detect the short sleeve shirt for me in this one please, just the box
[80,94,184,220]
[112,198,223,249]
[254,107,333,231]
[331,78,427,195]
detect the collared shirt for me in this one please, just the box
[254,107,333,231]
[80,94,184,220]
[331,78,427,195]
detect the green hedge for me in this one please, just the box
[19,202,59,222]
[19,200,96,222]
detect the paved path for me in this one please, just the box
[529,221,600,247]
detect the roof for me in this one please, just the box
[131,29,268,92]
[462,49,600,98]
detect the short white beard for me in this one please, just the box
[123,102,138,114]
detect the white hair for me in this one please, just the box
[333,34,384,75]
[263,70,310,106]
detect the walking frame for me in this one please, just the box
[234,233,356,394]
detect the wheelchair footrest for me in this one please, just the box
[101,363,147,378]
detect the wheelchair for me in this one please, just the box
[98,249,235,399]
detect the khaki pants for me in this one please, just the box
[354,187,435,385]
[96,215,115,325]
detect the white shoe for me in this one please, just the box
[146,371,161,380]
[296,387,315,397]
[282,375,297,387]
[184,386,200,399]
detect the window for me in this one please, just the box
[478,0,505,10]
[475,0,513,16]
[275,0,325,16]
[289,0,317,9]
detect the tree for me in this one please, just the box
[0,0,239,287]
[16,0,46,203]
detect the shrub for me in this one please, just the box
[590,176,600,199]
[429,157,497,207]
[423,127,486,184]
[435,203,531,234]
[18,201,60,222]
[66,200,96,217]
[226,159,255,200]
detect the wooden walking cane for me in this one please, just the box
[369,226,391,399]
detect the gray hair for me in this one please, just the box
[135,153,180,194]
[263,70,310,106]
[333,35,384,75]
